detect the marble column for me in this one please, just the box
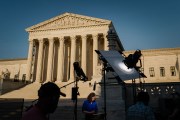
[36,39,44,82]
[46,38,54,82]
[104,33,109,50]
[70,36,76,80]
[57,37,64,82]
[81,35,87,75]
[93,34,98,76]
[26,40,33,81]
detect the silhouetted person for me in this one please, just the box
[126,91,155,120]
[22,82,65,120]
[168,92,180,120]
[82,92,98,120]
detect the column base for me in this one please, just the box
[33,81,42,84]
[69,78,75,82]
[55,81,62,85]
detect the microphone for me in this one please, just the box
[93,81,96,91]
[73,62,88,81]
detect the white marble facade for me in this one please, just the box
[25,13,122,83]
[0,13,179,84]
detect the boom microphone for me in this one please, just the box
[73,62,88,81]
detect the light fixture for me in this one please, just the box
[95,50,146,120]
[96,50,145,82]
[118,62,134,73]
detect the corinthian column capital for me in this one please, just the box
[38,38,44,44]
[58,36,64,42]
[48,37,54,43]
[28,40,34,47]
[29,39,33,43]
[93,33,99,38]
[103,32,108,37]
[81,34,87,39]
[70,35,77,40]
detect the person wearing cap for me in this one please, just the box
[22,82,65,120]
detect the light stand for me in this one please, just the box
[59,77,79,120]
[93,61,109,120]
[59,62,87,120]
[73,62,88,120]
[102,62,107,120]
[95,50,146,120]
[132,79,136,103]
[73,76,79,120]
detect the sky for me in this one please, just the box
[0,0,179,59]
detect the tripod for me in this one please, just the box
[59,76,80,120]
[72,76,80,120]
[102,62,107,120]
[59,62,87,120]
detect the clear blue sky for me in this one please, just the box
[0,0,179,59]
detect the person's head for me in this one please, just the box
[136,91,150,105]
[87,92,96,102]
[37,82,61,114]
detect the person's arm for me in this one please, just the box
[83,110,96,114]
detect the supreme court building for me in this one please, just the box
[0,12,180,85]
[0,12,180,103]
[0,12,179,120]
[25,12,123,83]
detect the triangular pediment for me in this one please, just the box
[26,13,111,31]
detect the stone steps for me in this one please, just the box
[0,78,126,120]
[0,83,41,99]
[0,80,96,99]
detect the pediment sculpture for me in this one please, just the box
[26,12,111,31]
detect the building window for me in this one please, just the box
[160,67,165,77]
[170,66,176,76]
[149,67,155,77]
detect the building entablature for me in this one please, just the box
[124,47,180,56]
[26,12,111,32]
